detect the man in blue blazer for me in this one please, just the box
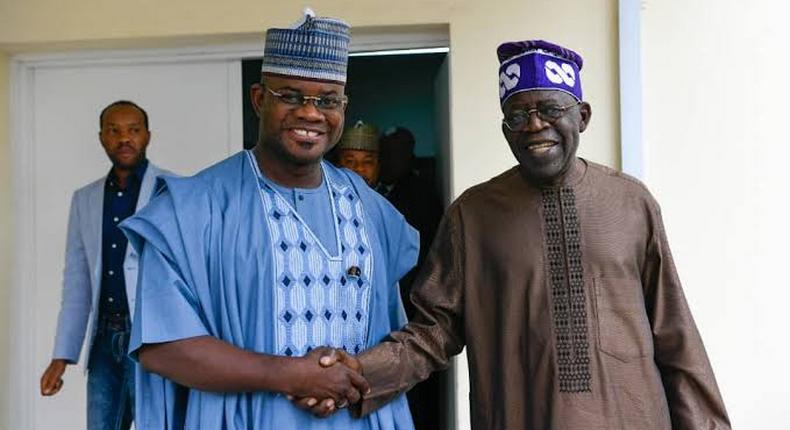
[39,100,173,430]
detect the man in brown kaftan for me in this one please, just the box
[306,40,731,430]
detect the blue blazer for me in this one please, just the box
[51,163,172,365]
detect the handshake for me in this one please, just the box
[285,347,369,418]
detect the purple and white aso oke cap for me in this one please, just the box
[497,40,584,106]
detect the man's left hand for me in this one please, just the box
[290,348,366,418]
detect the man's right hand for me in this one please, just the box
[289,348,368,417]
[40,359,68,396]
[284,347,369,408]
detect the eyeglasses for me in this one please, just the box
[266,87,348,112]
[502,101,582,131]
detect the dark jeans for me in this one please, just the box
[87,314,134,430]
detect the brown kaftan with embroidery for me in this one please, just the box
[357,159,730,430]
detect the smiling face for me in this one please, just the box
[99,104,150,171]
[251,75,346,169]
[501,90,591,184]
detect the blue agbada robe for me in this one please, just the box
[121,152,418,430]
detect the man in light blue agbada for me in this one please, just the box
[120,10,419,430]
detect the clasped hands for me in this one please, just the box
[286,347,367,418]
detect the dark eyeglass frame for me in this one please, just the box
[265,87,348,112]
[502,100,582,131]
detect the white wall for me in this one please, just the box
[642,1,790,428]
[10,55,242,429]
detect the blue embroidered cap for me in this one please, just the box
[497,40,584,105]
[262,8,351,84]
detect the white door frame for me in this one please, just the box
[619,0,644,179]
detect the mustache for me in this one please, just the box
[516,132,561,147]
[114,143,138,151]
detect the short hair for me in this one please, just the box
[99,100,149,130]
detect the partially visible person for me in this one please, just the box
[377,127,443,314]
[375,126,445,430]
[40,100,173,430]
[336,120,380,186]
[119,10,418,429]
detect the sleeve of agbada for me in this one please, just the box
[354,204,467,417]
[642,201,731,430]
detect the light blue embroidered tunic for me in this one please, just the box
[121,151,418,430]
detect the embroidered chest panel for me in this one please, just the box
[542,187,592,392]
[259,180,374,357]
